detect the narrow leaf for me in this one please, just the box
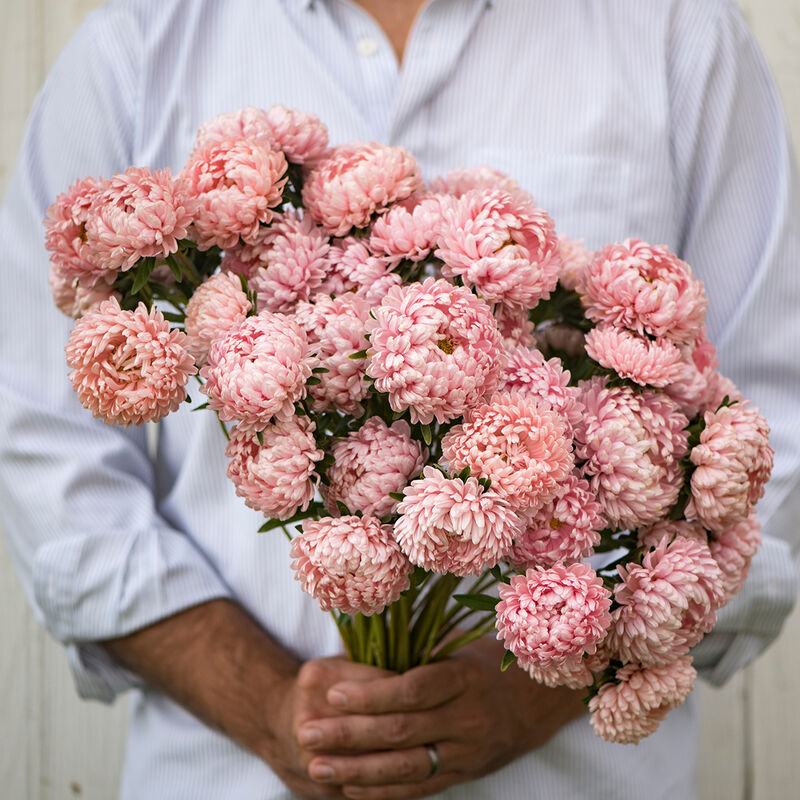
[306,376,321,386]
[420,424,432,446]
[452,593,498,612]
[500,650,518,672]
[258,518,286,533]
[388,492,405,502]
[191,402,210,412]
[349,349,368,360]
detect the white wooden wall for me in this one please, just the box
[0,1,798,797]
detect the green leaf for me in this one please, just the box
[183,394,192,404]
[349,349,368,360]
[388,492,405,502]
[167,258,184,282]
[452,593,498,612]
[256,431,264,446]
[457,466,472,481]
[336,500,350,516]
[312,366,330,374]
[306,376,321,386]
[477,477,492,490]
[500,650,517,672]
[420,424,432,446]
[131,259,156,294]
[161,311,185,324]
[489,565,502,582]
[191,402,210,412]
[258,518,287,533]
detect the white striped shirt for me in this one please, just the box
[1,1,798,797]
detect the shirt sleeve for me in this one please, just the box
[0,6,232,703]
[668,0,800,685]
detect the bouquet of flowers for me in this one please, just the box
[44,105,773,744]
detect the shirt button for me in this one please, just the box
[356,37,378,57]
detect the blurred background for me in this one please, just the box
[1,1,798,798]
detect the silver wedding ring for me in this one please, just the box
[425,743,440,778]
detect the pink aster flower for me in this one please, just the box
[220,224,278,280]
[589,657,696,744]
[265,104,329,166]
[636,518,707,551]
[557,233,593,292]
[225,417,323,520]
[191,106,276,155]
[687,402,773,532]
[318,236,391,298]
[709,514,761,601]
[580,239,707,344]
[366,278,503,423]
[574,378,689,529]
[180,137,288,250]
[294,293,371,415]
[428,166,531,202]
[442,392,574,512]
[523,652,605,691]
[436,189,562,309]
[497,346,584,438]
[495,563,612,669]
[291,515,412,615]
[246,210,330,312]
[83,167,194,270]
[44,175,108,281]
[65,297,195,426]
[302,141,423,237]
[184,272,252,366]
[493,303,536,351]
[607,535,725,667]
[394,466,521,576]
[49,266,119,319]
[369,195,445,265]
[702,372,744,415]
[323,417,426,518]
[664,328,719,417]
[584,324,685,388]
[199,312,311,430]
[508,473,603,569]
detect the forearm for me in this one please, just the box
[103,598,300,762]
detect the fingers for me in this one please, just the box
[341,775,455,800]
[306,743,459,789]
[326,660,468,714]
[298,710,447,753]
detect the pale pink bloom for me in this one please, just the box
[180,138,288,250]
[291,515,412,615]
[710,514,762,600]
[493,303,536,351]
[436,190,561,309]
[608,535,725,667]
[49,266,119,319]
[664,328,719,417]
[44,175,108,280]
[366,278,503,424]
[687,402,773,532]
[265,104,329,165]
[247,210,330,312]
[83,167,194,270]
[65,297,195,426]
[394,466,521,576]
[369,195,444,265]
[442,392,574,512]
[220,224,278,280]
[558,233,592,292]
[702,372,744,415]
[508,473,603,569]
[225,418,322,520]
[199,312,311,430]
[184,272,252,366]
[318,236,390,297]
[323,418,426,518]
[428,166,531,202]
[191,106,276,155]
[534,323,586,358]
[523,653,604,690]
[495,563,611,668]
[580,239,707,345]
[359,271,404,306]
[589,657,696,744]
[294,293,371,415]
[303,142,423,237]
[584,324,685,388]
[497,346,584,438]
[574,378,689,529]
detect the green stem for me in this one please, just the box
[413,574,461,665]
[336,615,355,661]
[172,248,203,288]
[369,614,387,670]
[394,593,411,673]
[353,614,370,664]
[430,615,497,662]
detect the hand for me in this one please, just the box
[296,638,587,800]
[269,656,394,799]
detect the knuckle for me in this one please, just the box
[401,676,424,709]
[297,660,328,691]
[386,714,412,746]
[395,753,418,780]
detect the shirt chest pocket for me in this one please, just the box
[474,147,679,252]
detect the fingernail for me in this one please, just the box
[328,689,348,707]
[298,727,321,747]
[310,763,335,781]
